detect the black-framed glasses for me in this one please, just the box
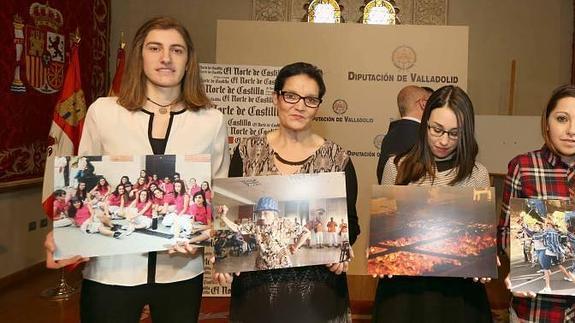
[427,124,459,140]
[278,90,322,108]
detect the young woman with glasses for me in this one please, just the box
[214,62,360,323]
[500,84,575,322]
[376,85,492,323]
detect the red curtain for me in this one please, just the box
[0,0,110,187]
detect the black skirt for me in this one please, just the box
[229,265,351,323]
[372,276,492,323]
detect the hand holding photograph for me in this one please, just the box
[509,198,575,295]
[52,154,211,259]
[212,173,350,273]
[368,186,497,278]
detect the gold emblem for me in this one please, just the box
[332,99,348,115]
[392,45,416,70]
[24,2,65,94]
[363,0,396,25]
[307,0,341,23]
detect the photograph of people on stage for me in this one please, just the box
[211,173,350,273]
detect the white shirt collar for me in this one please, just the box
[401,116,421,123]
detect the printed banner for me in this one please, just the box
[202,246,232,297]
[200,63,280,153]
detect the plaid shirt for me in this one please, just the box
[499,147,575,322]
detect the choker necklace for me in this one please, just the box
[274,151,311,166]
[146,97,174,114]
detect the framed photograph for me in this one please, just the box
[509,198,575,295]
[52,154,211,259]
[212,172,350,273]
[368,185,497,278]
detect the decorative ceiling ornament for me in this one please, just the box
[362,0,397,24]
[253,0,447,25]
[413,0,447,25]
[252,0,290,21]
[307,0,342,23]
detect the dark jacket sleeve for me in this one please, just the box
[228,145,243,178]
[345,159,360,245]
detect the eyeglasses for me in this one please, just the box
[427,124,459,140]
[278,91,322,108]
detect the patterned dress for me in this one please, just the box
[238,218,306,270]
[228,134,360,323]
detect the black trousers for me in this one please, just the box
[80,274,203,323]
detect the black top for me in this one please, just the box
[376,119,421,184]
[145,111,173,283]
[142,108,187,155]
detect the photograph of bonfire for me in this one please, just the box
[509,198,575,295]
[368,186,497,278]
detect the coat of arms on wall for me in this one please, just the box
[1,0,110,189]
[22,2,66,94]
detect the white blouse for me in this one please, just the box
[78,97,230,286]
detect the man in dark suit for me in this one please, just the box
[376,85,432,184]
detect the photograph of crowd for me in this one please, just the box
[509,198,575,295]
[368,186,497,278]
[212,173,351,273]
[52,154,212,259]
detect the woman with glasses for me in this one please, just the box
[375,85,492,323]
[500,84,575,322]
[214,62,360,322]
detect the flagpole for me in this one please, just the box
[41,27,83,301]
[108,32,126,96]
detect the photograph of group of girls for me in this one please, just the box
[52,154,212,259]
[211,173,351,273]
[368,185,497,278]
[509,198,575,295]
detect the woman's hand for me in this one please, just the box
[472,277,491,284]
[365,247,393,279]
[496,253,535,297]
[373,273,394,279]
[217,205,228,215]
[212,272,234,285]
[45,231,88,269]
[503,272,537,298]
[209,256,239,285]
[506,275,536,298]
[326,247,354,275]
[168,241,199,256]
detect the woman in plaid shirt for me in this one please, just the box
[500,84,575,322]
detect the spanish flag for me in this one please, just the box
[41,39,87,219]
